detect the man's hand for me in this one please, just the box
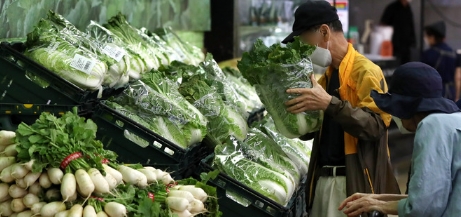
[338,193,372,210]
[285,74,332,114]
[340,195,385,217]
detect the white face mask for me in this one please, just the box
[392,116,414,134]
[310,41,332,74]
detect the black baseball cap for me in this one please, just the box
[282,0,339,44]
[425,21,446,37]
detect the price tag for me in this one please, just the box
[102,44,126,62]
[70,54,96,74]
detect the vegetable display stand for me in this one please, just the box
[198,154,308,217]
[0,103,87,131]
[0,42,122,104]
[91,102,214,178]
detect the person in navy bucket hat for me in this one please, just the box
[371,62,459,120]
[339,62,461,217]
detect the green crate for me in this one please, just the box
[197,154,307,217]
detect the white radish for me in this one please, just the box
[0,199,13,216]
[10,213,18,217]
[10,198,25,213]
[0,164,15,183]
[0,145,7,152]
[61,173,76,202]
[88,168,110,194]
[40,201,66,217]
[22,193,39,208]
[83,205,97,217]
[179,186,208,202]
[118,166,147,188]
[96,211,109,217]
[0,131,15,146]
[104,172,117,190]
[68,204,83,217]
[31,202,46,214]
[16,210,33,217]
[10,164,29,180]
[0,157,16,173]
[104,202,127,217]
[23,172,41,188]
[1,144,18,157]
[22,160,35,171]
[54,210,69,217]
[9,185,28,198]
[16,178,27,189]
[39,173,52,189]
[189,199,205,213]
[168,190,195,203]
[47,168,63,185]
[75,169,95,198]
[172,209,194,217]
[137,168,157,183]
[166,197,189,212]
[0,183,10,201]
[28,183,42,195]
[68,190,78,202]
[45,189,61,202]
[102,164,122,184]
[154,169,174,185]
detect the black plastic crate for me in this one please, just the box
[198,154,307,217]
[91,102,214,177]
[0,103,87,131]
[0,42,123,104]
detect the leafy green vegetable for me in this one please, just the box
[15,107,117,173]
[213,143,295,206]
[108,79,207,149]
[222,67,263,112]
[237,37,323,138]
[178,74,249,144]
[25,19,106,91]
[242,128,300,186]
[155,27,204,66]
[252,116,312,175]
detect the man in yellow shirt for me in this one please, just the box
[282,1,400,216]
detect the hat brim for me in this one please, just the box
[371,90,460,119]
[282,29,304,44]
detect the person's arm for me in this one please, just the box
[339,193,403,216]
[325,72,388,141]
[398,118,452,216]
[455,67,461,101]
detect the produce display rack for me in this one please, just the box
[0,103,88,131]
[198,154,307,217]
[91,102,215,179]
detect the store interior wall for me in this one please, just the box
[349,0,422,61]
[423,1,461,51]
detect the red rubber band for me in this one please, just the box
[148,192,155,202]
[102,159,109,164]
[60,152,83,170]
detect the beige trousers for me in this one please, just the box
[309,166,347,217]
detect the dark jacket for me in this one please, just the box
[303,44,401,216]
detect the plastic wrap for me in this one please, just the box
[86,20,147,81]
[222,67,264,112]
[213,137,296,206]
[46,11,130,88]
[24,19,106,92]
[178,75,249,144]
[252,116,312,176]
[155,27,205,66]
[238,39,324,138]
[108,79,207,149]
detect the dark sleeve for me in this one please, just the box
[324,97,386,141]
[421,49,436,67]
[409,8,417,47]
[457,54,461,67]
[299,132,315,141]
[380,4,393,25]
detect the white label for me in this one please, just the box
[102,44,126,62]
[70,54,96,74]
[230,154,245,164]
